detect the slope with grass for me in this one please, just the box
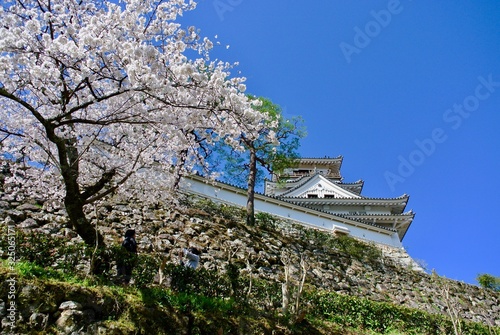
[0,191,499,334]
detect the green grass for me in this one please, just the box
[3,258,497,335]
[0,198,498,334]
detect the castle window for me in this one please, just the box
[296,169,310,175]
[307,194,318,198]
[324,194,335,198]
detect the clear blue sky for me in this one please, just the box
[180,1,500,285]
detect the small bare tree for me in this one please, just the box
[295,255,308,317]
[245,251,262,297]
[281,249,309,321]
[157,234,181,286]
[221,239,243,297]
[432,271,463,335]
[222,239,243,262]
[281,251,292,314]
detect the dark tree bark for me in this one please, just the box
[246,147,257,226]
[50,126,108,274]
[172,149,188,191]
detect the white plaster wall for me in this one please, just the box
[183,177,402,248]
[320,205,393,215]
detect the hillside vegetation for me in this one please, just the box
[0,194,499,334]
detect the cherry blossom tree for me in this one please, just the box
[0,0,268,270]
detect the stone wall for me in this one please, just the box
[0,189,499,330]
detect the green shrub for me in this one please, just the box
[8,228,87,270]
[15,261,78,282]
[255,212,277,229]
[139,286,172,307]
[165,264,232,297]
[477,273,500,291]
[132,253,161,287]
[194,198,219,214]
[194,198,245,221]
[331,235,382,264]
[308,290,495,335]
[169,292,235,313]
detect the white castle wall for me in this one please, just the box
[183,176,403,248]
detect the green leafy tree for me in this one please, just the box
[213,97,306,225]
[477,273,500,291]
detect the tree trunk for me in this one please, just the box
[64,196,104,247]
[58,137,105,247]
[281,257,291,314]
[54,132,108,274]
[172,149,188,191]
[295,255,308,316]
[246,148,257,226]
[64,195,108,275]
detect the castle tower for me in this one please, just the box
[264,156,414,241]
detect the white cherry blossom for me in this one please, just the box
[0,0,271,250]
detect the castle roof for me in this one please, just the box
[187,154,415,243]
[262,155,415,241]
[185,173,401,237]
[341,211,415,240]
[297,156,343,165]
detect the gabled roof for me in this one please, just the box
[278,174,362,199]
[265,175,364,197]
[281,196,410,214]
[335,179,364,195]
[185,173,400,235]
[184,173,412,242]
[275,172,410,215]
[342,211,415,240]
[298,156,343,165]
